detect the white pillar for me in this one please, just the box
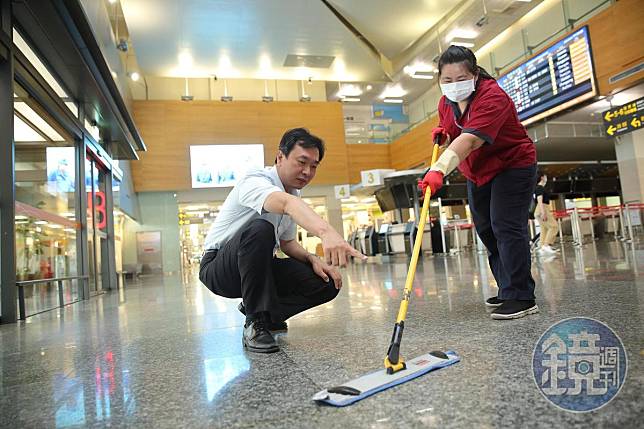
[615,128,644,204]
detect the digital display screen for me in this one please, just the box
[46,147,76,193]
[190,144,265,188]
[497,26,596,125]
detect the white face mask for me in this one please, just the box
[440,78,476,102]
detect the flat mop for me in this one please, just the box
[312,141,460,407]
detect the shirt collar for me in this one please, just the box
[268,165,299,196]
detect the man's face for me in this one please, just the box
[276,144,320,190]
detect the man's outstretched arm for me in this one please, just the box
[264,192,365,266]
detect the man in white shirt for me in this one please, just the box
[199,128,366,353]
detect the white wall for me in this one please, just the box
[122,192,181,274]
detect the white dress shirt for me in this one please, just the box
[203,166,299,251]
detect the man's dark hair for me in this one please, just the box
[438,45,495,80]
[278,128,325,162]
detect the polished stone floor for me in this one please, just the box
[1,238,642,428]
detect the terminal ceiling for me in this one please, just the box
[119,0,544,103]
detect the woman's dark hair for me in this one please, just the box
[278,127,325,161]
[537,170,547,181]
[438,45,495,80]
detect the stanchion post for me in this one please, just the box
[572,207,582,246]
[625,203,634,243]
[454,224,461,253]
[18,287,26,320]
[57,280,64,307]
[438,198,446,254]
[612,209,619,239]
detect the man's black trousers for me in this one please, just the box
[467,165,537,301]
[199,219,339,322]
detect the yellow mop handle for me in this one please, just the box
[395,143,440,323]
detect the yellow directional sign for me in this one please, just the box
[602,96,644,137]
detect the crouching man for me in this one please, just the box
[199,128,365,353]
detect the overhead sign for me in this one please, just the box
[497,26,597,125]
[361,169,395,187]
[602,97,644,137]
[334,184,350,200]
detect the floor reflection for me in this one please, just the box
[204,355,250,402]
[0,238,641,427]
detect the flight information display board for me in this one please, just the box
[497,26,596,125]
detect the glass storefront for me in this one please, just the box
[10,30,119,315]
[2,10,142,323]
[14,88,78,280]
[13,84,81,313]
[86,155,110,294]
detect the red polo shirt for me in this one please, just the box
[438,78,536,186]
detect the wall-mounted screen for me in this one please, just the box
[497,26,596,125]
[190,144,264,188]
[46,147,76,193]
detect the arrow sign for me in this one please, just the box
[603,96,644,138]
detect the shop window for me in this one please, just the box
[13,83,80,311]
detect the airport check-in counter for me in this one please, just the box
[378,224,391,255]
[387,221,416,255]
[363,226,378,256]
[349,226,379,256]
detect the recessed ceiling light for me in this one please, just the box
[337,83,363,97]
[450,40,475,48]
[342,97,360,102]
[404,62,435,77]
[383,98,404,104]
[411,73,434,79]
[178,51,193,68]
[366,84,373,91]
[380,84,406,99]
[447,29,479,40]
[129,71,140,81]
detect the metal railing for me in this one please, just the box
[16,275,89,320]
[552,203,643,246]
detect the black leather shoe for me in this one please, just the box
[243,318,279,353]
[238,303,288,332]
